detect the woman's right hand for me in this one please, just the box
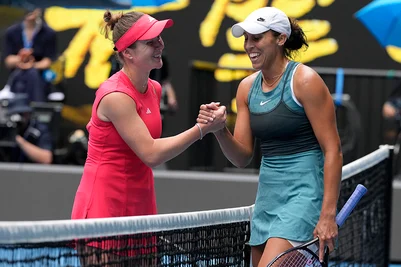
[197,102,226,134]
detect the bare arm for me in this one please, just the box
[98,92,226,168]
[199,75,256,168]
[4,55,21,69]
[15,135,53,164]
[5,52,52,70]
[294,64,343,259]
[33,57,52,70]
[163,81,178,110]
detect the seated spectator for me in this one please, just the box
[2,8,57,103]
[5,94,53,164]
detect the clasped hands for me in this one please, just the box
[196,102,227,135]
[17,48,35,70]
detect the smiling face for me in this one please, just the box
[125,35,165,71]
[243,30,284,70]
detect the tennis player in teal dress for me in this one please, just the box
[197,7,343,267]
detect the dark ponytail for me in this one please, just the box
[273,18,308,59]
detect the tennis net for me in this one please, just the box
[329,145,393,267]
[0,145,393,266]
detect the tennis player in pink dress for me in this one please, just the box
[70,9,227,265]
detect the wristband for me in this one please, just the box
[195,123,203,140]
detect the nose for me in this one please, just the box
[244,39,253,51]
[157,36,164,49]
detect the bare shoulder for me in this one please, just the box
[237,71,259,97]
[294,64,323,86]
[99,92,137,121]
[293,64,327,95]
[101,91,135,106]
[240,71,259,87]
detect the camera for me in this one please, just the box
[0,99,18,148]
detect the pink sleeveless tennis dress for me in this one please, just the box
[71,70,162,221]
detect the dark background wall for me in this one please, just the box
[1,0,401,170]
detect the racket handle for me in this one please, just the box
[336,184,368,227]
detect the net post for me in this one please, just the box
[383,144,394,266]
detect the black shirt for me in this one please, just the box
[11,120,52,163]
[3,22,57,65]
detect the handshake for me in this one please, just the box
[196,102,227,137]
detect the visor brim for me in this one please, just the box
[139,19,174,40]
[231,21,269,38]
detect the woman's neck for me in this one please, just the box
[261,57,289,80]
[122,67,149,93]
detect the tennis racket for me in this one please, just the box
[266,184,368,267]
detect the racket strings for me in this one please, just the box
[269,249,322,266]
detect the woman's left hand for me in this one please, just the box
[313,216,338,262]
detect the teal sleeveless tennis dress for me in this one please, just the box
[248,61,324,246]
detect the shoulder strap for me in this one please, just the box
[248,71,263,105]
[281,61,298,98]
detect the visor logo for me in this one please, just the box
[257,17,265,22]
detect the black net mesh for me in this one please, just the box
[0,221,250,267]
[330,158,392,266]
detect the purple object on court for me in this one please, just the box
[336,184,368,227]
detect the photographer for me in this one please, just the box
[4,95,52,164]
